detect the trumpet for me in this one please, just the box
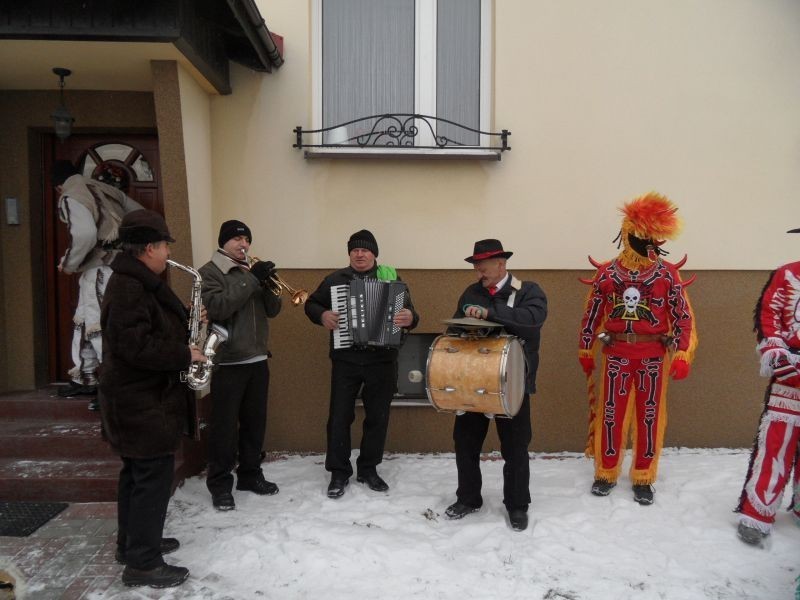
[243,250,309,306]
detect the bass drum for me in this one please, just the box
[425,334,526,418]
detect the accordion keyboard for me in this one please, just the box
[331,284,353,349]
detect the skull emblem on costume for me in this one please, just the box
[623,287,641,315]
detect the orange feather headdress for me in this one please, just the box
[620,192,681,241]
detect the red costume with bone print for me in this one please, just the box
[578,193,697,493]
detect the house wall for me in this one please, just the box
[200,0,800,272]
[266,267,768,453]
[176,64,215,265]
[196,0,800,451]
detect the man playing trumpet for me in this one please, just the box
[199,220,282,511]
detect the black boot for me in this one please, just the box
[508,509,528,532]
[327,476,349,499]
[122,563,189,588]
[632,484,655,505]
[116,538,180,564]
[590,479,616,496]
[444,502,480,520]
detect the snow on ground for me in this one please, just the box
[99,449,798,599]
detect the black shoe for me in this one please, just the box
[212,492,235,511]
[327,477,349,499]
[632,484,655,505]
[444,501,480,520]
[508,509,529,532]
[590,479,617,496]
[122,563,189,588]
[237,476,279,496]
[88,398,99,411]
[57,381,97,397]
[356,472,389,492]
[115,538,180,564]
[737,522,767,546]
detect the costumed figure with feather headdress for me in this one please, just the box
[577,192,697,505]
[734,227,800,546]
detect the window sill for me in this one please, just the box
[302,147,504,161]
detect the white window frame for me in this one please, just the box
[310,0,493,154]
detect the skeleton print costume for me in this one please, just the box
[736,253,800,536]
[578,193,697,494]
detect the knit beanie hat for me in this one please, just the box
[218,220,252,248]
[52,160,79,186]
[347,229,379,257]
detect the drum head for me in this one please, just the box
[501,338,526,417]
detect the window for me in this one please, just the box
[312,0,492,149]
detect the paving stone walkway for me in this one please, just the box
[1,502,241,599]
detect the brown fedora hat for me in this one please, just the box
[464,239,513,263]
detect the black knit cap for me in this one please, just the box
[347,229,379,257]
[218,220,252,248]
[52,160,79,186]
[119,209,175,244]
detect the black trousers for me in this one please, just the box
[117,454,175,570]
[206,360,270,496]
[326,359,396,479]
[453,395,532,511]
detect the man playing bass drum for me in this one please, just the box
[444,239,547,532]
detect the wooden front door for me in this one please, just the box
[43,133,163,383]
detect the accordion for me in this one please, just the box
[330,279,408,349]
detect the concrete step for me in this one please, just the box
[0,388,98,422]
[0,458,120,502]
[0,420,106,459]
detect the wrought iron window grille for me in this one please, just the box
[293,113,511,158]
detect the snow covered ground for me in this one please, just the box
[100,449,798,599]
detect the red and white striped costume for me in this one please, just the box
[737,260,800,533]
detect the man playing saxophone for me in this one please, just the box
[99,209,202,588]
[199,220,282,511]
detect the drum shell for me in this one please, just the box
[425,334,526,417]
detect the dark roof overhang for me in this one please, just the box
[0,0,283,95]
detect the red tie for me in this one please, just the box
[488,285,497,296]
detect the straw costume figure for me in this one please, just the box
[578,192,698,504]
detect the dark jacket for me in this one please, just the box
[199,251,282,364]
[453,274,547,393]
[305,263,419,364]
[99,253,192,458]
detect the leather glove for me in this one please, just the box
[250,260,276,283]
[669,359,690,380]
[579,356,595,376]
[773,355,800,387]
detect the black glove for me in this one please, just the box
[250,260,276,283]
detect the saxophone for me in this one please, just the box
[166,259,229,390]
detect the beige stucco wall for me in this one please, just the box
[197,0,800,271]
[177,64,215,265]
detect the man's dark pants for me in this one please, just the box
[453,395,532,511]
[326,359,396,479]
[117,454,175,570]
[207,360,269,495]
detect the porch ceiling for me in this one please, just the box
[0,39,217,93]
